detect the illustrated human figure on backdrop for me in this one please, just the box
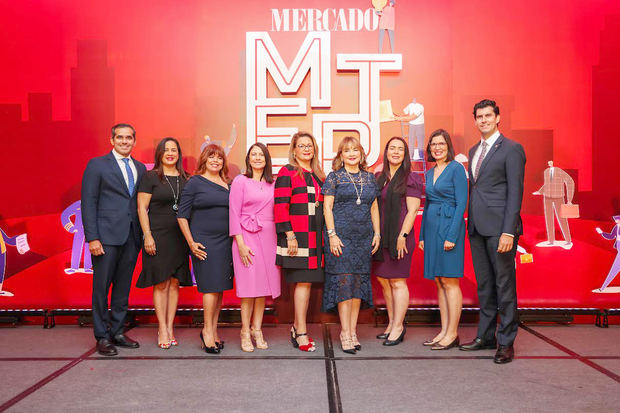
[61,200,92,274]
[533,160,574,249]
[376,0,395,53]
[395,98,425,161]
[200,123,237,155]
[81,123,146,356]
[0,227,29,297]
[595,215,620,292]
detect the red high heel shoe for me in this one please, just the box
[290,326,316,352]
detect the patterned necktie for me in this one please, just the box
[122,158,135,195]
[474,141,488,180]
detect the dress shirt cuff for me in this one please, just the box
[501,233,514,238]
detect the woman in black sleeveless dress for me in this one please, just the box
[137,137,192,349]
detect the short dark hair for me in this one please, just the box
[426,129,455,163]
[473,99,499,118]
[244,142,274,183]
[111,123,136,139]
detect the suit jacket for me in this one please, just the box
[468,134,526,237]
[81,151,146,246]
[537,167,574,200]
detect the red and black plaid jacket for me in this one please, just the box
[274,164,324,269]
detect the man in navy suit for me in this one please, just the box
[81,124,146,356]
[459,100,526,364]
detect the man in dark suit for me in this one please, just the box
[459,100,526,364]
[81,123,146,356]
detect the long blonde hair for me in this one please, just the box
[331,136,367,171]
[288,132,325,180]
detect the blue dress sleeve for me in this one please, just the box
[322,171,337,196]
[446,163,468,243]
[177,176,196,220]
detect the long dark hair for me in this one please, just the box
[244,142,274,183]
[377,136,411,195]
[153,137,188,181]
[195,144,230,183]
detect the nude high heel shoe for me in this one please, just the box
[240,330,254,352]
[251,327,268,350]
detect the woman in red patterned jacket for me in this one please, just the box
[275,132,326,352]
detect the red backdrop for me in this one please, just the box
[1,0,619,310]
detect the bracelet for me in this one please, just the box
[328,232,338,238]
[287,234,297,241]
[373,233,381,239]
[326,228,336,236]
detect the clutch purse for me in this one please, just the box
[559,204,580,219]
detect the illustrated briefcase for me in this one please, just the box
[559,203,580,219]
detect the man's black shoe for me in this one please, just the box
[111,334,140,348]
[97,339,118,356]
[459,337,497,351]
[494,345,514,364]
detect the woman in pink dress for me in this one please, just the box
[229,143,281,352]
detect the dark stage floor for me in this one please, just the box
[0,323,618,412]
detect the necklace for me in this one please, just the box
[345,169,364,205]
[164,175,180,212]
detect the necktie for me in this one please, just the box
[474,141,488,180]
[122,158,135,195]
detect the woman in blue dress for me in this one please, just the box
[419,129,468,350]
[323,136,381,354]
[177,144,233,354]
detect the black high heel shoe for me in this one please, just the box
[290,326,299,348]
[199,331,220,354]
[383,327,406,346]
[376,332,390,340]
[431,336,460,351]
[215,341,224,350]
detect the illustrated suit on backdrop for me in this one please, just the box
[61,200,92,274]
[533,161,574,249]
[595,215,620,291]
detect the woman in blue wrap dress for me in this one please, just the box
[419,129,468,350]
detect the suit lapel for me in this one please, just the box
[476,135,504,181]
[106,152,130,196]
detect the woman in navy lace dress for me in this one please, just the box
[322,136,381,354]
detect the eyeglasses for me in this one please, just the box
[296,144,314,150]
[430,142,447,148]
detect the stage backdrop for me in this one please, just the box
[1,0,619,311]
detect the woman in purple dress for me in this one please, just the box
[229,143,281,352]
[373,137,423,346]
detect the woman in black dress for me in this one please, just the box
[177,144,233,354]
[137,137,192,349]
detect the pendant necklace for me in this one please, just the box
[164,175,180,212]
[345,169,364,205]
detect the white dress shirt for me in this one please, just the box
[112,149,138,188]
[471,130,501,174]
